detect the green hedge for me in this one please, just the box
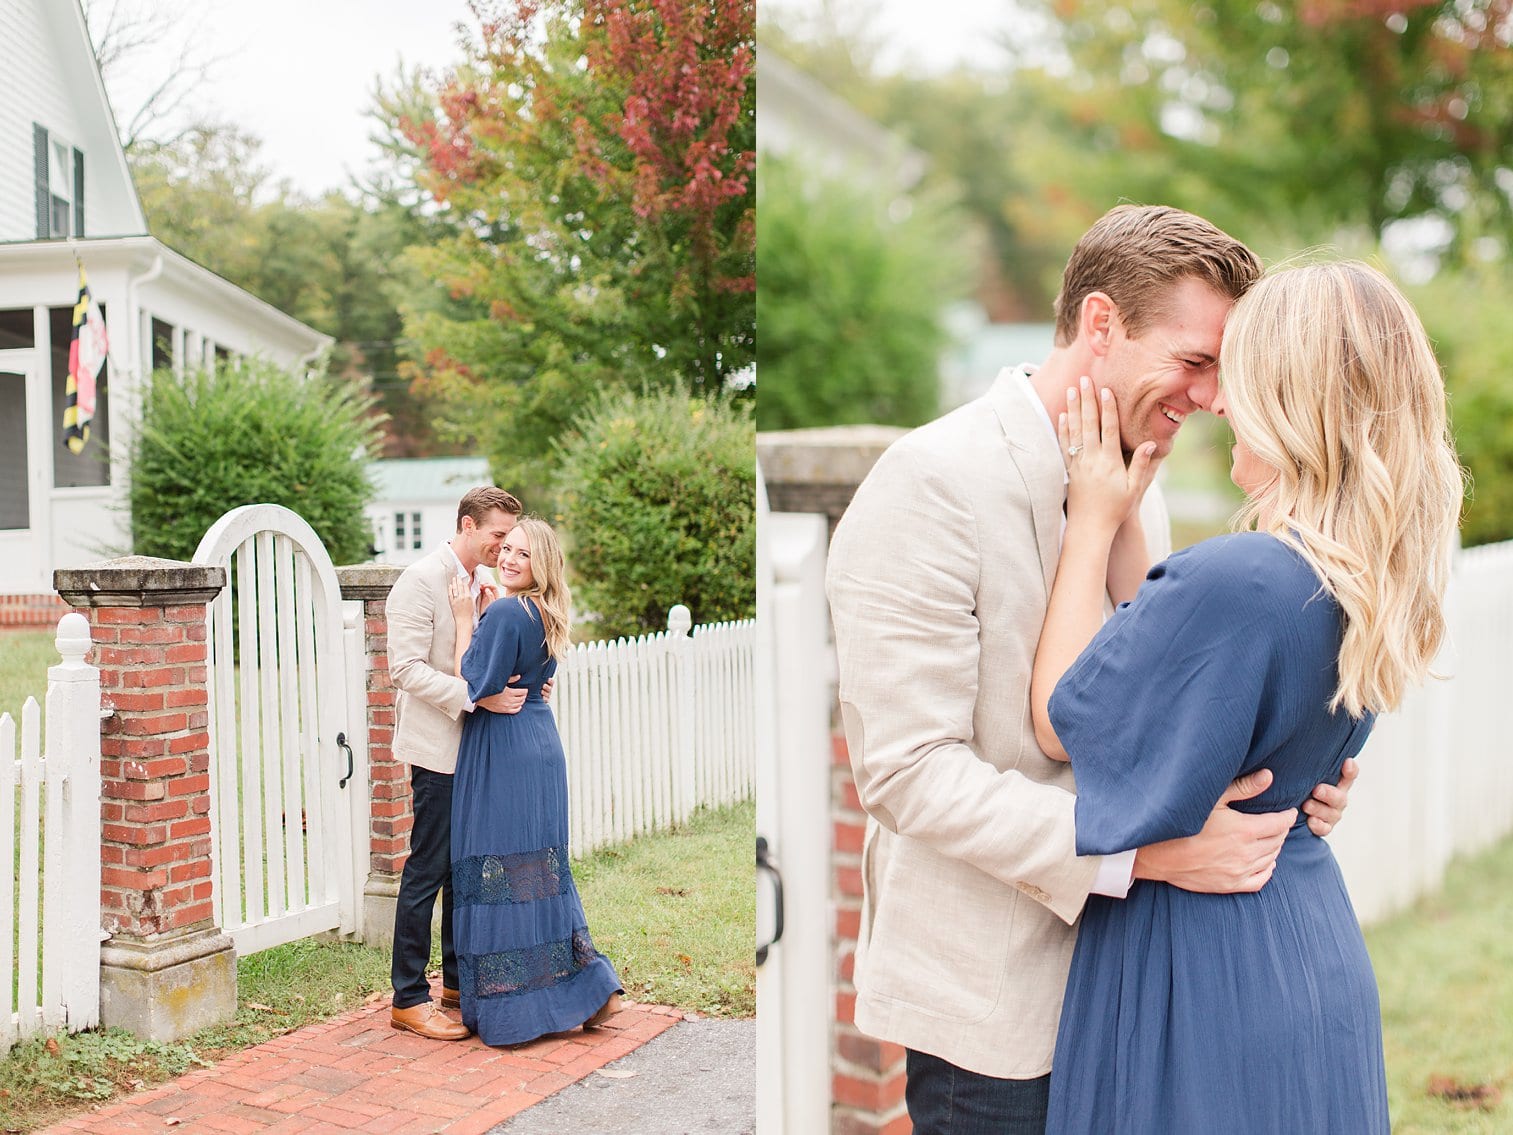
[755,153,965,431]
[129,360,381,564]
[1408,269,1513,547]
[552,386,754,640]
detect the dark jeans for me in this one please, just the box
[390,764,457,1009]
[906,1049,1050,1135]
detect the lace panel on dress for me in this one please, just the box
[454,847,573,906]
[460,928,601,1000]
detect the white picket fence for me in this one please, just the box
[555,606,756,855]
[1,613,102,1055]
[1332,536,1513,925]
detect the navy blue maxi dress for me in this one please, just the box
[1044,532,1389,1134]
[452,596,621,1045]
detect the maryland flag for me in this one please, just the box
[63,265,108,455]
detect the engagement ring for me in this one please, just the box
[1067,444,1084,457]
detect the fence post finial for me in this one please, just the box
[668,605,692,637]
[54,611,91,668]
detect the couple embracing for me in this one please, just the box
[383,487,622,1045]
[827,207,1463,1132]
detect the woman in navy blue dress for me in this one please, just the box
[1030,262,1463,1133]
[447,516,622,1046]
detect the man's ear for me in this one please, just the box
[1079,291,1120,357]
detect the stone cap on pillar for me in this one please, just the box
[758,424,908,532]
[53,556,226,608]
[336,563,404,602]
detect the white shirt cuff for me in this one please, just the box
[463,698,476,713]
[1089,848,1136,899]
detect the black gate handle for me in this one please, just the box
[756,836,784,966]
[337,732,354,790]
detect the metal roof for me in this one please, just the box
[367,456,492,504]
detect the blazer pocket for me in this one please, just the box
[864,841,1012,1023]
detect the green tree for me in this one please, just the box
[1007,0,1513,261]
[129,361,382,564]
[756,154,965,430]
[131,124,447,455]
[391,0,755,501]
[1407,269,1513,546]
[552,385,754,639]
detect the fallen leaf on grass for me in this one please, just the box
[1427,1075,1503,1110]
[655,886,688,897]
[595,1068,637,1080]
[677,954,692,967]
[245,1002,281,1014]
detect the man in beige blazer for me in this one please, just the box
[387,485,529,1040]
[826,206,1357,1131]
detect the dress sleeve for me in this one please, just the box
[460,600,525,703]
[1049,540,1287,856]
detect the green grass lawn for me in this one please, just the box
[1367,835,1513,1133]
[576,797,755,1017]
[0,798,754,1133]
[0,629,56,726]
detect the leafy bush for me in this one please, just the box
[129,360,381,564]
[552,385,754,639]
[756,152,967,431]
[1407,269,1513,547]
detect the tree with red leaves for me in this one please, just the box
[393,0,753,499]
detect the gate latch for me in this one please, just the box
[756,836,784,966]
[336,732,354,790]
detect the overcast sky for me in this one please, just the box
[93,0,479,197]
[762,0,1020,76]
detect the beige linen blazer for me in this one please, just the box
[388,546,473,775]
[826,369,1169,1079]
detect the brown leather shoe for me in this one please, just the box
[440,987,461,1010]
[391,1002,470,1041]
[584,993,623,1029]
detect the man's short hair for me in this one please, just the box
[1052,205,1262,347]
[455,486,523,532]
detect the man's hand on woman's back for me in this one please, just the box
[1131,769,1294,893]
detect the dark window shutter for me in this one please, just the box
[33,124,49,239]
[73,148,85,237]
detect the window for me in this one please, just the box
[151,318,174,373]
[393,511,423,552]
[0,372,29,529]
[51,305,109,488]
[0,309,34,350]
[33,125,84,239]
[48,138,74,238]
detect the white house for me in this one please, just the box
[364,456,491,567]
[0,0,330,602]
[756,52,926,191]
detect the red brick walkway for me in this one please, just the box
[39,991,685,1135]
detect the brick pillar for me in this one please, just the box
[831,734,910,1135]
[757,425,905,543]
[54,555,236,1042]
[335,565,405,948]
[759,427,908,1134]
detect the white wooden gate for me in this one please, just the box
[755,465,834,1134]
[193,505,366,955]
[1,614,102,1054]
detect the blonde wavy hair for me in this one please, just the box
[1220,260,1464,718]
[508,517,572,660]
